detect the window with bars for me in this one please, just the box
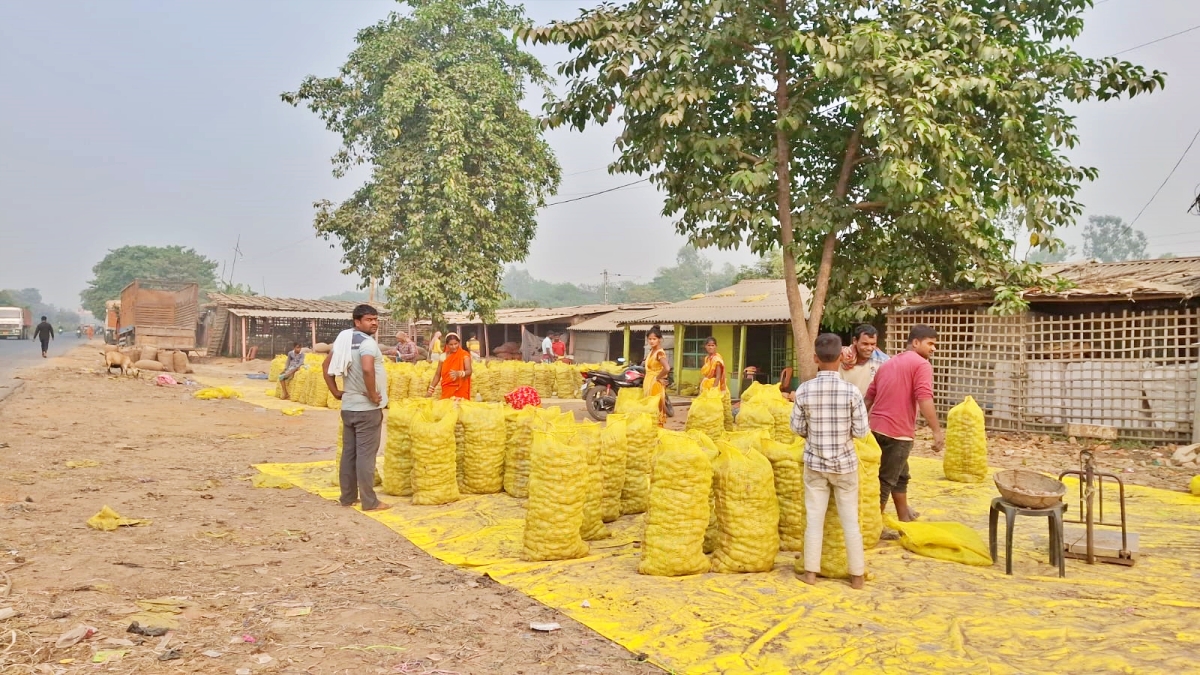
[681,325,712,370]
[770,325,794,376]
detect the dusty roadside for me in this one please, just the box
[0,345,660,674]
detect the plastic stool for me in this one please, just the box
[988,497,1067,578]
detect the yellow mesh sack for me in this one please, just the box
[533,364,555,399]
[553,362,580,399]
[382,399,427,496]
[740,381,782,404]
[628,393,662,418]
[409,401,461,505]
[884,515,993,566]
[613,387,645,413]
[455,418,466,491]
[414,362,435,397]
[289,366,309,402]
[768,399,796,443]
[326,376,343,410]
[497,361,519,398]
[1192,475,1200,496]
[944,396,988,483]
[572,420,609,540]
[620,412,657,515]
[332,416,344,487]
[721,388,734,431]
[503,406,537,498]
[761,437,806,551]
[724,429,768,454]
[685,388,725,441]
[711,441,779,573]
[736,398,775,437]
[534,405,563,426]
[268,354,286,382]
[304,365,327,407]
[685,430,721,553]
[639,431,713,576]
[517,361,536,389]
[394,363,413,401]
[472,362,494,402]
[523,430,589,561]
[599,415,628,522]
[798,433,884,578]
[458,401,507,494]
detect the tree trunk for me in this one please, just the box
[772,0,815,383]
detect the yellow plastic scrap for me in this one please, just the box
[251,474,294,489]
[523,430,589,561]
[804,433,884,578]
[640,431,713,576]
[86,505,151,531]
[503,406,537,498]
[383,399,426,497]
[599,415,629,522]
[685,388,725,441]
[944,396,988,483]
[885,515,993,566]
[736,398,775,437]
[741,293,770,303]
[281,407,304,416]
[620,412,657,515]
[761,437,806,551]
[710,441,779,573]
[458,401,507,494]
[409,402,461,505]
[1191,475,1200,496]
[193,386,241,400]
[572,420,609,540]
[685,430,721,553]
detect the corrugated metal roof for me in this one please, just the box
[618,279,811,326]
[895,256,1200,308]
[227,308,353,320]
[423,304,626,326]
[208,293,373,314]
[568,305,674,332]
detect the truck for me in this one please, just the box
[0,307,32,339]
[104,300,120,345]
[117,280,200,350]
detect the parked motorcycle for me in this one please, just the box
[581,364,674,422]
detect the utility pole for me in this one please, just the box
[368,278,377,303]
[602,270,609,304]
[227,235,243,289]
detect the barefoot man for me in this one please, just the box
[277,343,305,399]
[865,324,943,525]
[323,305,389,512]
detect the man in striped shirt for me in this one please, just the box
[790,333,870,589]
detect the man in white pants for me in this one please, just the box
[790,333,869,589]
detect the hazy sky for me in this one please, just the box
[1,0,1197,311]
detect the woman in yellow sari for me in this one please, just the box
[643,325,670,426]
[699,336,734,431]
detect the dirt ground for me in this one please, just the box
[2,345,1196,674]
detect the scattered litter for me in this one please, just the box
[236,669,252,675]
[155,374,179,387]
[283,606,312,617]
[87,506,151,531]
[102,638,136,647]
[65,459,100,469]
[157,649,183,661]
[245,373,269,380]
[202,650,223,658]
[251,474,295,490]
[126,598,193,631]
[227,433,259,440]
[0,607,16,620]
[194,386,240,399]
[281,407,304,416]
[91,649,126,664]
[255,654,274,665]
[530,622,561,632]
[580,600,591,608]
[241,634,257,643]
[127,621,170,637]
[55,624,97,649]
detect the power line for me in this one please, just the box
[543,178,651,206]
[1111,23,1200,56]
[1128,124,1200,229]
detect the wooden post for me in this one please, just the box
[482,322,490,358]
[736,324,748,398]
[622,325,631,364]
[241,316,248,362]
[673,324,683,393]
[567,330,575,358]
[1192,360,1200,444]
[520,324,527,361]
[310,319,317,350]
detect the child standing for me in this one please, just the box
[790,333,870,589]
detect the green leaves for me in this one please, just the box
[284,0,560,324]
[80,246,219,318]
[526,0,1164,331]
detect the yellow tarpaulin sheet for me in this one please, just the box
[255,457,1200,674]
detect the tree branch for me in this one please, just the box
[806,122,863,339]
[853,201,885,211]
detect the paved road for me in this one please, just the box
[0,334,89,400]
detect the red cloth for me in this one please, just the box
[505,386,541,410]
[438,348,472,400]
[552,341,566,357]
[865,350,933,439]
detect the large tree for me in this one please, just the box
[80,245,219,318]
[525,0,1163,379]
[283,0,560,325]
[1081,214,1148,262]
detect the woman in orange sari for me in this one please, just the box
[427,333,472,400]
[643,325,670,426]
[699,336,734,431]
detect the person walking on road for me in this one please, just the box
[33,316,53,358]
[865,324,943,526]
[322,304,390,512]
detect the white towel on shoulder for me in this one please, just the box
[327,328,356,377]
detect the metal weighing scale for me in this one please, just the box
[1058,449,1138,565]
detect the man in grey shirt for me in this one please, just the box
[278,342,305,399]
[322,305,389,511]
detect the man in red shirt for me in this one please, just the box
[551,332,567,359]
[865,324,944,523]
